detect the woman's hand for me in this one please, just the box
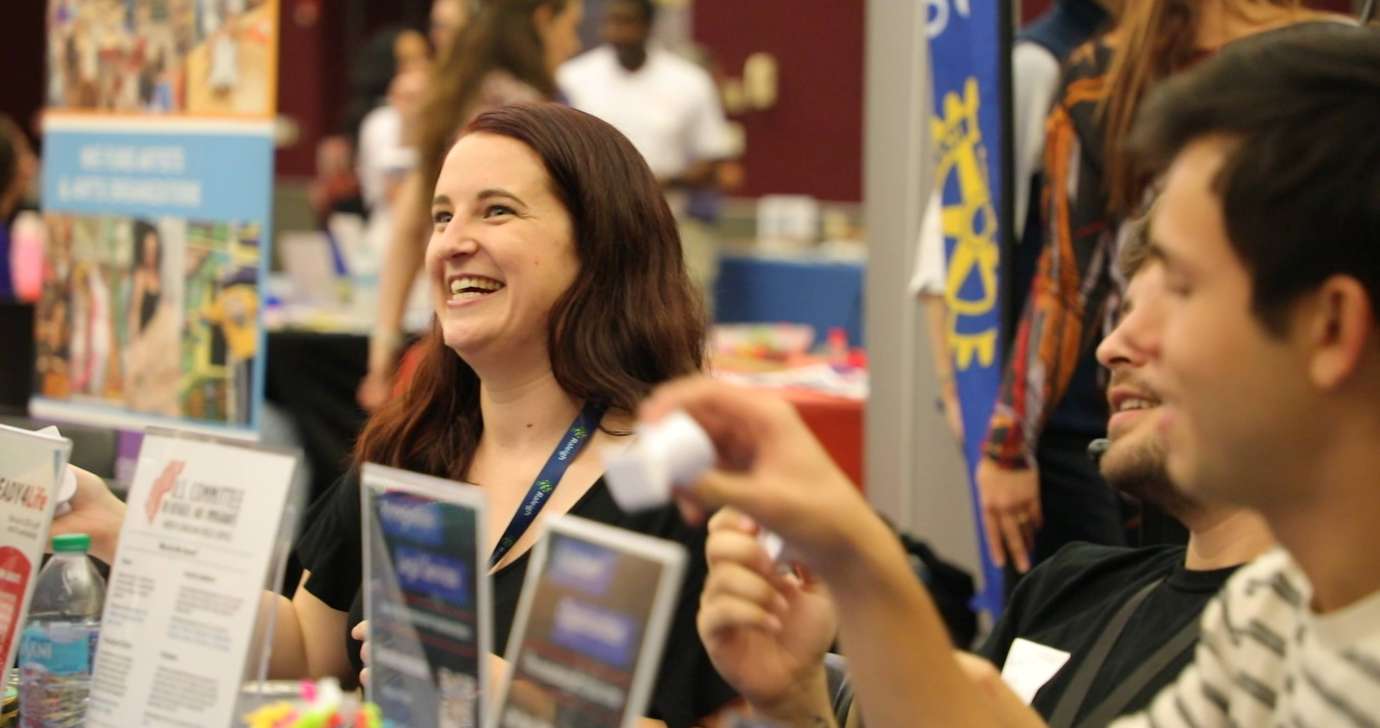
[351,620,371,687]
[50,465,127,564]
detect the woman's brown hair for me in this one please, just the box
[1100,0,1301,213]
[356,103,706,481]
[412,0,569,210]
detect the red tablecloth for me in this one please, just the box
[777,388,865,493]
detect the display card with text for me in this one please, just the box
[494,516,686,728]
[0,425,71,672]
[86,429,297,727]
[363,463,491,728]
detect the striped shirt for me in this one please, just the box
[1112,548,1380,727]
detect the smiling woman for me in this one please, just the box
[293,103,734,727]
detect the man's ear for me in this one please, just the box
[1305,275,1376,391]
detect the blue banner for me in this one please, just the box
[42,121,275,222]
[926,0,1008,615]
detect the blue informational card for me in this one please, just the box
[494,515,687,728]
[362,463,491,728]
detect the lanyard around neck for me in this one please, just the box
[489,401,606,567]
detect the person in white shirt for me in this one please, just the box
[557,0,735,293]
[558,0,732,186]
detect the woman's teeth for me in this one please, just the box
[449,276,504,297]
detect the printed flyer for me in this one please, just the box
[362,463,491,728]
[85,429,297,727]
[495,516,687,728]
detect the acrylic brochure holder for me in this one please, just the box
[0,424,73,674]
[362,462,492,728]
[85,427,301,728]
[492,514,688,728]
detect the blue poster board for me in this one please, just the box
[926,0,1010,615]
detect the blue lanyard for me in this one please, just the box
[490,401,606,567]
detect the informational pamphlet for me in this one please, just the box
[0,425,72,672]
[86,429,298,727]
[494,515,687,728]
[362,463,491,728]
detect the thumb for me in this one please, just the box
[685,469,779,527]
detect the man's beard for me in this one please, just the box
[1102,437,1201,520]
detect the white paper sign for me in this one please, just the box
[0,425,71,672]
[86,430,297,728]
[1000,637,1072,705]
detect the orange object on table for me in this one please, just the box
[776,388,865,493]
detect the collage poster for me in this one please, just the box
[36,0,278,435]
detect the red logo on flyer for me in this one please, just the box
[0,547,33,664]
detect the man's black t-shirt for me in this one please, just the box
[978,542,1237,723]
[294,469,738,728]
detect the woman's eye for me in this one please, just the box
[432,211,452,226]
[483,204,514,219]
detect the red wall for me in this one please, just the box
[692,0,865,202]
[691,0,1355,203]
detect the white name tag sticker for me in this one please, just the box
[1001,637,1072,705]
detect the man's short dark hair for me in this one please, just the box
[1128,23,1380,333]
[1118,212,1153,281]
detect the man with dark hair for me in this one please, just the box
[1103,21,1380,726]
[640,22,1380,727]
[694,228,1275,726]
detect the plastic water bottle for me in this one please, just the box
[17,534,105,728]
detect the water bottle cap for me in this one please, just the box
[51,534,91,553]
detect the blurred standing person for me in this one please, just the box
[361,0,584,411]
[0,116,39,301]
[977,0,1334,576]
[356,28,434,263]
[429,0,467,60]
[556,0,735,296]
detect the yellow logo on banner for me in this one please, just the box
[931,77,1000,371]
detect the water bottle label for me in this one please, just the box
[19,624,93,676]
